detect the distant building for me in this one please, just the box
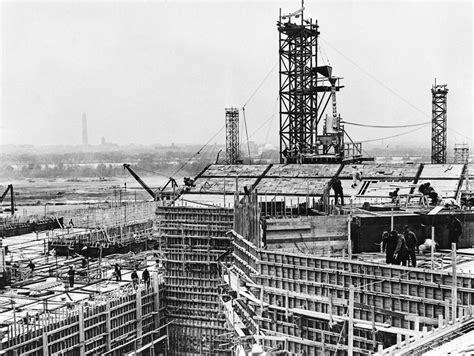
[101,136,106,145]
[82,113,88,145]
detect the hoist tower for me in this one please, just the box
[277,4,361,164]
[431,81,448,164]
[225,107,240,164]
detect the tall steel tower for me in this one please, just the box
[278,5,350,164]
[431,82,448,164]
[82,113,89,146]
[225,107,240,164]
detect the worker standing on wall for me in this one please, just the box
[131,269,139,289]
[393,233,409,266]
[389,188,400,204]
[67,266,75,288]
[114,263,122,281]
[27,260,35,277]
[142,268,150,288]
[331,178,344,206]
[383,230,399,264]
[448,214,463,250]
[403,225,419,267]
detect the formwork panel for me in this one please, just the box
[156,206,234,355]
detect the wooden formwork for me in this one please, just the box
[50,202,157,229]
[156,206,234,355]
[231,232,474,355]
[48,220,154,257]
[0,278,166,356]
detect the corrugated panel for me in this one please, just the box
[200,164,270,177]
[256,177,329,195]
[265,163,340,178]
[338,163,420,180]
[420,164,464,179]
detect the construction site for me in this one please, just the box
[1,3,473,356]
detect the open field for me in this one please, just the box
[0,175,173,216]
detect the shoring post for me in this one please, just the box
[452,243,458,321]
[348,285,354,356]
[42,331,48,355]
[329,292,333,324]
[445,299,450,321]
[431,226,435,269]
[236,274,241,299]
[347,218,352,260]
[414,316,420,337]
[78,304,85,356]
[348,198,353,259]
[136,287,143,350]
[438,314,444,328]
[390,208,394,231]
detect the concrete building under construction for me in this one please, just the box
[0,4,473,356]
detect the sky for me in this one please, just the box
[1,0,473,152]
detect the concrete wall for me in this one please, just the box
[265,215,348,255]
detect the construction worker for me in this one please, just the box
[448,214,462,249]
[419,182,439,205]
[383,230,399,264]
[67,266,75,288]
[403,225,419,267]
[114,263,122,281]
[27,260,35,273]
[351,169,362,189]
[142,268,150,288]
[131,269,139,289]
[393,233,409,266]
[389,188,400,204]
[332,178,344,205]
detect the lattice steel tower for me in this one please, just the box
[431,82,448,164]
[278,4,350,164]
[225,107,240,164]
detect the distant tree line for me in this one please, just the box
[0,149,215,179]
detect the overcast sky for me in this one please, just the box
[1,1,472,151]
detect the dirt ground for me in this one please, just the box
[0,175,175,216]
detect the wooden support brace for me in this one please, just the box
[78,304,85,356]
[42,332,48,355]
[105,300,111,351]
[348,285,354,356]
[438,314,444,328]
[136,287,143,350]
